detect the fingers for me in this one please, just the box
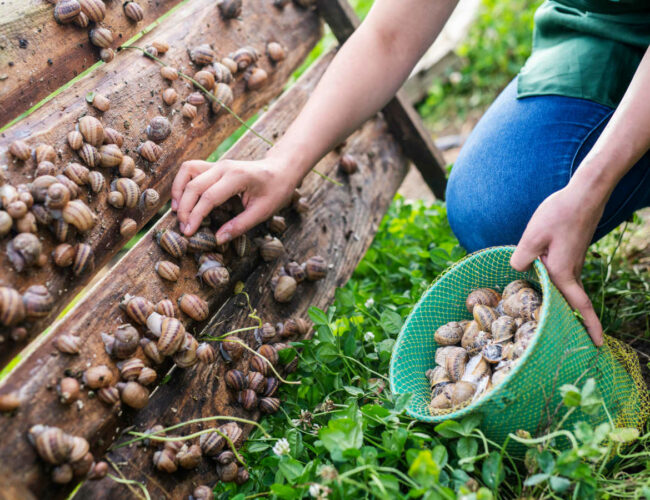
[184,181,243,236]
[176,167,225,230]
[511,231,545,272]
[216,202,272,245]
[552,275,603,346]
[171,160,212,211]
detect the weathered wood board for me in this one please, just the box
[0,0,185,126]
[0,0,321,366]
[0,51,336,500]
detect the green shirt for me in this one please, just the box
[518,0,650,108]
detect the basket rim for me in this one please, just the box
[388,245,553,423]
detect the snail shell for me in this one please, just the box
[293,195,309,213]
[247,371,266,394]
[194,70,215,91]
[120,294,154,325]
[273,275,297,303]
[118,357,144,380]
[67,131,83,150]
[249,354,269,375]
[108,191,124,209]
[245,67,268,91]
[114,178,140,208]
[70,451,94,477]
[7,233,42,272]
[124,1,144,21]
[0,392,21,412]
[99,144,123,168]
[120,218,138,239]
[211,83,234,114]
[146,116,172,143]
[35,426,71,464]
[236,467,250,485]
[463,328,492,356]
[304,255,327,281]
[491,315,515,342]
[339,154,358,174]
[0,211,12,237]
[466,288,501,313]
[259,397,280,414]
[79,143,100,167]
[434,321,464,346]
[0,286,26,327]
[6,200,27,219]
[188,231,217,252]
[9,139,31,160]
[220,339,243,362]
[268,215,286,234]
[284,261,305,283]
[177,444,202,469]
[190,44,216,65]
[518,289,542,321]
[232,234,250,257]
[100,48,114,62]
[132,168,147,185]
[138,140,163,162]
[155,260,180,281]
[51,464,72,484]
[63,199,97,232]
[514,321,537,344]
[155,299,177,317]
[502,280,532,301]
[182,103,198,120]
[451,381,476,407]
[193,486,213,500]
[282,317,310,337]
[117,381,149,409]
[57,3,87,26]
[492,365,513,386]
[88,461,109,480]
[210,62,233,84]
[239,388,258,411]
[461,354,490,384]
[259,235,284,262]
[63,162,89,185]
[68,435,90,463]
[141,338,165,364]
[221,57,238,74]
[178,293,209,321]
[157,316,186,356]
[231,46,258,71]
[45,182,71,209]
[74,11,89,28]
[56,174,80,198]
[35,144,56,163]
[258,344,278,365]
[218,0,242,18]
[187,92,206,106]
[200,429,225,456]
[92,93,110,111]
[426,365,450,389]
[97,386,120,406]
[174,333,199,368]
[79,0,106,22]
[54,334,82,354]
[482,343,503,364]
[78,116,104,146]
[444,346,468,382]
[198,260,230,289]
[161,66,179,81]
[216,450,235,465]
[102,128,124,146]
[156,229,188,258]
[83,365,114,389]
[267,42,286,62]
[23,285,54,319]
[255,322,277,344]
[152,40,169,54]
[88,171,105,193]
[196,342,216,363]
[263,377,279,397]
[473,304,498,332]
[138,367,157,386]
[29,175,57,203]
[218,462,239,483]
[162,88,178,105]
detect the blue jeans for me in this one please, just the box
[446,78,650,253]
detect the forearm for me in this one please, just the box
[570,47,650,203]
[266,0,457,184]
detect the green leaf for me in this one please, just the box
[461,413,482,434]
[524,473,550,486]
[431,445,449,469]
[379,310,403,334]
[308,307,329,326]
[278,458,304,482]
[246,442,271,453]
[270,483,300,499]
[549,475,571,492]
[537,451,555,475]
[456,436,478,460]
[408,449,441,485]
[343,385,364,396]
[435,420,465,438]
[319,417,363,454]
[609,427,639,443]
[481,452,504,489]
[560,384,581,407]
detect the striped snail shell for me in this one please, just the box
[218,462,239,483]
[239,389,257,411]
[83,365,114,389]
[211,83,234,114]
[140,337,165,364]
[67,131,83,150]
[259,397,280,414]
[491,315,516,343]
[153,448,178,473]
[73,10,89,28]
[89,26,113,47]
[219,339,243,363]
[473,304,499,332]
[124,1,144,22]
[0,286,26,326]
[249,354,269,376]
[155,299,177,317]
[268,215,286,234]
[466,288,501,313]
[304,255,327,281]
[259,235,283,262]
[140,188,160,211]
[54,334,81,354]
[53,243,76,267]
[63,199,96,232]
[254,322,276,344]
[108,191,125,209]
[245,67,268,91]
[9,139,31,160]
[155,260,180,281]
[222,422,243,447]
[6,200,27,219]
[199,429,225,456]
[216,450,235,465]
[230,46,258,71]
[119,155,135,177]
[45,182,71,210]
[225,369,247,391]
[73,243,94,276]
[70,451,94,477]
[178,293,209,321]
[79,0,105,21]
[339,154,358,174]
[133,168,147,186]
[177,444,202,470]
[434,321,464,346]
[120,218,138,239]
[22,285,54,319]
[78,116,104,146]
[105,324,140,359]
[257,344,278,366]
[88,171,105,193]
[502,280,532,301]
[97,386,120,406]
[152,41,169,54]
[196,342,216,363]
[444,347,468,382]
[63,162,89,185]
[68,435,90,463]
[162,88,178,105]
[55,174,80,199]
[174,333,199,368]
[188,231,217,252]
[187,92,205,106]
[113,178,140,209]
[263,377,279,397]
[221,57,238,74]
[0,210,11,237]
[103,127,124,147]
[285,261,306,283]
[99,144,123,168]
[267,42,286,62]
[197,252,225,266]
[138,140,163,162]
[118,357,145,380]
[217,0,241,18]
[92,93,110,112]
[194,70,215,91]
[146,116,172,143]
[120,294,154,325]
[156,229,189,258]
[156,316,186,356]
[54,0,81,23]
[117,381,150,409]
[198,259,230,289]
[190,44,216,65]
[7,232,42,272]
[78,143,100,167]
[34,426,72,465]
[35,144,56,164]
[182,103,197,120]
[247,371,266,394]
[211,62,233,84]
[232,234,250,257]
[29,175,57,203]
[138,367,157,386]
[161,66,179,81]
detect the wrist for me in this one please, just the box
[265,141,316,187]
[567,157,617,209]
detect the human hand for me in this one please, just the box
[171,157,298,244]
[510,184,606,346]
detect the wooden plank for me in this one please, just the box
[0,51,337,500]
[73,95,409,500]
[0,0,186,127]
[315,0,448,199]
[0,0,321,367]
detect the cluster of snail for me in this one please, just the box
[49,0,146,63]
[427,280,542,413]
[27,424,108,484]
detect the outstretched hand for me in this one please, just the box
[510,184,606,346]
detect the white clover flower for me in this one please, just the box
[272,437,290,456]
[449,71,462,84]
[309,484,321,498]
[364,298,375,308]
[364,331,375,342]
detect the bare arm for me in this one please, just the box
[172,0,458,238]
[511,47,650,345]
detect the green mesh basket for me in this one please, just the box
[389,246,649,454]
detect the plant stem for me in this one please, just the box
[221,337,301,385]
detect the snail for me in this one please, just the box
[226,369,247,391]
[285,261,306,283]
[112,178,140,208]
[78,116,104,146]
[187,92,206,106]
[239,388,258,411]
[35,144,56,163]
[54,0,82,23]
[236,467,250,485]
[132,168,147,185]
[182,103,198,120]
[198,259,230,289]
[196,342,216,363]
[148,314,186,356]
[426,365,450,390]
[92,93,110,112]
[73,242,94,275]
[7,232,42,272]
[473,304,499,332]
[145,46,159,57]
[178,293,209,321]
[71,452,94,477]
[502,280,531,301]
[232,234,250,257]
[99,144,123,168]
[259,397,280,414]
[146,116,172,143]
[117,381,149,409]
[67,131,83,150]
[88,461,109,480]
[481,343,503,364]
[155,260,180,281]
[491,315,515,343]
[434,321,464,346]
[155,299,177,317]
[255,322,277,344]
[152,41,169,54]
[194,70,215,91]
[219,57,237,75]
[210,62,233,84]
[177,444,202,469]
[190,44,216,65]
[29,175,57,203]
[138,140,163,162]
[258,344,278,365]
[9,140,31,160]
[281,317,310,337]
[461,354,490,384]
[292,195,309,213]
[267,42,286,62]
[97,386,120,406]
[54,334,82,354]
[210,82,234,115]
[124,1,144,22]
[153,448,178,473]
[451,381,476,407]
[79,0,106,22]
[218,0,242,18]
[45,182,71,210]
[7,200,28,219]
[249,354,270,375]
[161,66,179,81]
[120,295,154,325]
[74,11,89,28]
[141,338,165,364]
[83,365,114,389]
[216,450,235,465]
[444,346,468,382]
[90,27,113,48]
[264,377,279,397]
[138,367,157,385]
[230,46,258,71]
[63,199,97,232]
[104,127,124,146]
[248,371,266,394]
[88,171,105,193]
[304,255,327,281]
[162,88,177,105]
[273,275,297,303]
[0,210,11,237]
[466,288,501,313]
[200,429,225,456]
[220,339,243,362]
[63,162,89,185]
[268,215,286,234]
[245,67,268,91]
[102,324,140,359]
[0,392,21,412]
[192,486,213,500]
[32,426,73,465]
[56,174,80,198]
[174,333,199,368]
[259,235,284,262]
[120,218,138,239]
[156,229,188,258]
[339,154,358,174]
[58,377,81,404]
[188,231,217,252]
[79,143,100,167]
[222,422,243,446]
[23,285,54,319]
[100,48,115,63]
[52,243,75,267]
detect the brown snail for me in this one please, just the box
[248,371,266,394]
[190,44,215,65]
[445,346,468,382]
[156,260,180,281]
[74,11,89,28]
[218,0,242,18]
[249,354,270,376]
[220,339,244,362]
[259,397,280,414]
[35,144,56,163]
[194,70,215,91]
[230,46,258,71]
[502,280,531,301]
[32,426,73,465]
[153,448,178,473]
[268,215,286,234]
[282,317,310,337]
[256,322,277,344]
[138,367,157,386]
[267,42,286,62]
[138,140,163,162]
[79,143,100,167]
[192,486,213,500]
[466,288,501,313]
[102,324,140,359]
[58,377,81,404]
[9,139,31,160]
[198,259,230,289]
[79,0,106,22]
[146,116,172,143]
[200,429,225,456]
[120,218,138,239]
[139,186,159,210]
[211,81,234,113]
[92,93,110,111]
[196,342,216,363]
[161,66,179,81]
[210,62,233,84]
[72,243,94,276]
[177,444,202,469]
[178,293,209,321]
[0,392,21,412]
[100,47,115,63]
[258,344,279,365]
[434,321,464,346]
[54,334,82,354]
[88,171,105,193]
[226,369,247,391]
[149,314,186,356]
[304,255,327,281]
[232,234,250,257]
[78,115,104,146]
[239,388,258,410]
[0,287,24,327]
[155,299,177,318]
[141,337,165,365]
[117,381,149,409]
[285,261,306,283]
[63,162,89,185]
[182,103,198,120]
[339,154,358,174]
[99,144,123,167]
[174,333,199,368]
[473,304,499,332]
[491,315,516,343]
[152,41,169,54]
[162,88,178,105]
[7,233,42,272]
[119,356,146,381]
[45,182,71,209]
[187,91,206,106]
[67,131,83,151]
[156,229,188,258]
[54,0,82,23]
[132,168,147,185]
[188,231,217,252]
[63,200,97,232]
[22,285,54,319]
[83,365,114,389]
[0,211,12,237]
[260,235,284,262]
[273,275,297,303]
[245,67,268,91]
[124,1,144,21]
